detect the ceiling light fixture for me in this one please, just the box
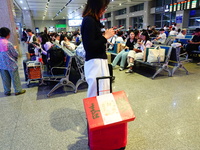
[20,0,23,3]
[53,0,72,19]
[43,0,51,20]
[66,4,86,19]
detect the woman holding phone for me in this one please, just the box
[81,0,115,98]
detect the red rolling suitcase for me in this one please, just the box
[83,76,135,150]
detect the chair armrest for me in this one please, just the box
[50,67,68,76]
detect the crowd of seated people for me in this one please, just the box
[23,23,200,78]
[23,29,82,79]
[105,23,200,73]
[111,30,139,71]
[24,29,81,61]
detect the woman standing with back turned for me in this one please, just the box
[81,0,115,97]
[0,27,26,96]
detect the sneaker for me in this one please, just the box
[127,63,134,68]
[125,69,133,73]
[15,89,26,96]
[197,62,200,65]
[5,92,11,96]
[119,68,124,71]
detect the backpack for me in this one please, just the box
[47,45,66,75]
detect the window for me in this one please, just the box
[156,0,177,7]
[115,8,126,16]
[118,19,126,28]
[105,13,111,18]
[105,21,111,28]
[155,14,162,20]
[189,9,200,27]
[164,0,172,5]
[156,0,163,7]
[163,12,170,20]
[130,3,144,12]
[155,12,176,28]
[132,16,143,29]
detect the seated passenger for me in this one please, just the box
[186,28,200,56]
[153,29,166,44]
[126,32,152,73]
[35,33,53,64]
[73,31,81,46]
[54,34,60,45]
[115,31,124,43]
[60,34,76,51]
[111,30,138,71]
[176,29,187,39]
[149,28,159,38]
[107,31,117,51]
[169,27,177,36]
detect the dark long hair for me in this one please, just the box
[38,32,50,45]
[82,0,110,20]
[141,31,150,45]
[59,34,66,45]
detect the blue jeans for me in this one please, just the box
[111,50,129,69]
[0,69,22,94]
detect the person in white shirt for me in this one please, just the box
[26,29,36,44]
[61,35,76,51]
[115,31,124,43]
[163,24,168,31]
[153,29,166,44]
[176,29,187,39]
[54,34,60,45]
[169,28,177,36]
[172,23,178,31]
[107,33,117,50]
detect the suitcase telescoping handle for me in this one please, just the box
[96,76,112,96]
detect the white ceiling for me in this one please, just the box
[14,0,152,20]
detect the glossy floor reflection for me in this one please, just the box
[0,49,200,149]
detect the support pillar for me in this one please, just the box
[22,10,35,32]
[143,1,154,29]
[0,0,19,50]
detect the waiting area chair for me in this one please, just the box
[135,45,172,79]
[42,46,76,97]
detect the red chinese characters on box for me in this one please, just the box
[83,91,135,131]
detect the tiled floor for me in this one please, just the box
[0,46,200,150]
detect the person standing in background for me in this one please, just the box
[26,29,36,44]
[44,27,48,34]
[81,0,115,98]
[21,28,28,42]
[0,27,26,96]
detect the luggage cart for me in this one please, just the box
[26,61,43,86]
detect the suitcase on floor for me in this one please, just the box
[83,77,135,150]
[26,61,42,79]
